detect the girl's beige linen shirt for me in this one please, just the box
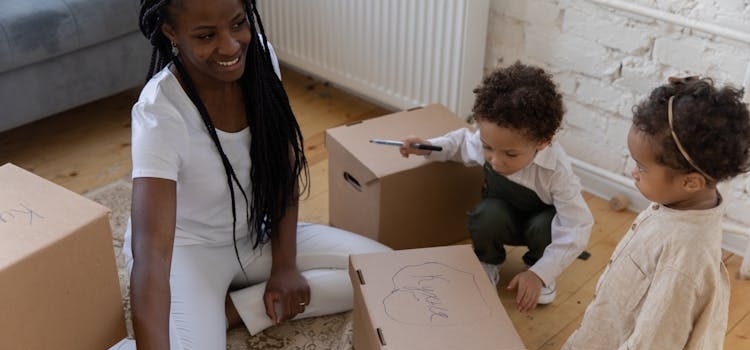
[564,199,730,350]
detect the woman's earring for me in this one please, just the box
[171,42,179,57]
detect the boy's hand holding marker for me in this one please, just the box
[399,136,434,157]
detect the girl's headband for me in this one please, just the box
[667,95,715,182]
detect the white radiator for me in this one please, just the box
[257,0,490,118]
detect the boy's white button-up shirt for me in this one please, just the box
[427,127,594,286]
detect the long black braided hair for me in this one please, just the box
[138,0,309,257]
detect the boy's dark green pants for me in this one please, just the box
[468,164,555,267]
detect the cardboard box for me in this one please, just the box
[326,104,484,249]
[349,244,526,350]
[0,163,126,349]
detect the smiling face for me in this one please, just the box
[478,120,549,176]
[161,0,252,87]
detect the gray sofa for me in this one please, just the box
[0,0,151,132]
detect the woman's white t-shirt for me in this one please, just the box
[127,45,281,246]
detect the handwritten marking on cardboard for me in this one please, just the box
[0,203,45,225]
[383,262,491,326]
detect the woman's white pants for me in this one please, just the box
[109,222,390,350]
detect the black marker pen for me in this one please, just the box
[369,139,443,152]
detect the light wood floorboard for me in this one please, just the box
[1,65,747,350]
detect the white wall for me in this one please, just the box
[483,0,750,250]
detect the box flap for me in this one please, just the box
[325,104,472,180]
[350,245,526,350]
[0,163,110,270]
[326,129,381,187]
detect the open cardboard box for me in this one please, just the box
[0,163,126,349]
[349,244,526,349]
[325,104,484,249]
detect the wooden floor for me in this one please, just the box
[1,66,748,349]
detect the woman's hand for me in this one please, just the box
[507,270,543,313]
[264,181,308,325]
[263,266,310,325]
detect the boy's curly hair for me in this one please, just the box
[632,77,750,182]
[472,61,564,142]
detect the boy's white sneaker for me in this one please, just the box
[538,280,556,304]
[480,262,500,287]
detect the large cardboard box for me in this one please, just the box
[349,244,526,350]
[0,163,126,349]
[326,104,484,249]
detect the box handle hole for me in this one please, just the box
[343,172,362,192]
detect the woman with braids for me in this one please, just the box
[110,0,389,349]
[564,77,750,349]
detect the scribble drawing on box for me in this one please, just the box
[383,262,492,326]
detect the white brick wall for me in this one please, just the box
[484,0,750,228]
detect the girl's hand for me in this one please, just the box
[263,266,310,325]
[399,136,432,157]
[507,270,544,313]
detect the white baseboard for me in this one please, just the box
[569,157,749,257]
[722,231,749,256]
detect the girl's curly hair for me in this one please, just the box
[472,62,564,142]
[632,77,750,182]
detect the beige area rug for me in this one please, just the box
[85,179,354,349]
